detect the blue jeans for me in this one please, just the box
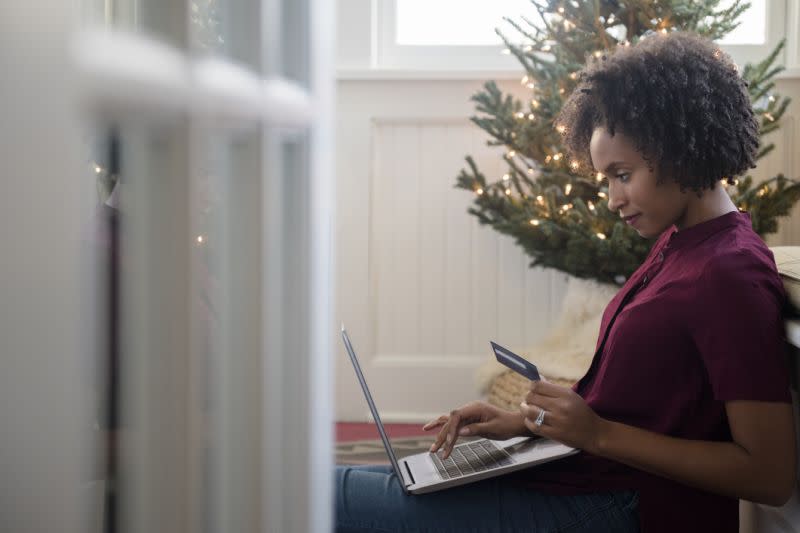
[335,465,639,533]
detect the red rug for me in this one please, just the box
[336,422,431,443]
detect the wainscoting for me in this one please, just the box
[334,76,800,422]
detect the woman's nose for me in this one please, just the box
[606,181,625,213]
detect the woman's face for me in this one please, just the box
[589,127,690,238]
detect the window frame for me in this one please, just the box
[373,0,789,72]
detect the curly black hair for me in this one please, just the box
[557,31,759,193]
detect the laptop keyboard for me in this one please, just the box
[430,439,513,479]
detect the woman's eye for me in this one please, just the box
[616,173,630,183]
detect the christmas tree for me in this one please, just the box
[456,0,800,286]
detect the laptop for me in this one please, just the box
[340,325,580,494]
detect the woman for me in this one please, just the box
[335,32,796,533]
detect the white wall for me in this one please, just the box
[334,0,800,422]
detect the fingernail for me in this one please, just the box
[429,444,435,452]
[459,427,470,436]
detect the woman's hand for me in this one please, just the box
[423,401,528,459]
[520,380,606,453]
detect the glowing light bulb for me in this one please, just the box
[558,6,565,14]
[94,165,103,174]
[476,188,484,195]
[528,114,535,120]
[588,201,595,210]
[565,184,572,195]
[502,174,510,181]
[556,124,567,134]
[542,44,552,52]
[597,233,607,240]
[521,75,529,85]
[553,153,562,161]
[536,195,544,203]
[596,172,604,181]
[530,219,540,226]
[505,188,512,195]
[516,112,526,119]
[507,150,516,158]
[527,82,535,89]
[570,161,579,171]
[197,235,204,244]
[597,191,607,198]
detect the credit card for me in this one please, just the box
[490,341,540,381]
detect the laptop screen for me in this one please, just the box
[340,326,409,489]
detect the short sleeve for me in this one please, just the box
[690,249,792,402]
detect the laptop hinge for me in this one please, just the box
[403,460,415,486]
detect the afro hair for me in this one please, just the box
[557,31,759,193]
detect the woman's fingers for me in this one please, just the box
[422,414,449,431]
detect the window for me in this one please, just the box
[378,0,783,71]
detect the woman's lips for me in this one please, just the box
[625,214,641,226]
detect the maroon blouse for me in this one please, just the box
[512,210,792,533]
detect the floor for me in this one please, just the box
[335,422,431,442]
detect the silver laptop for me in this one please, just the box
[341,325,579,495]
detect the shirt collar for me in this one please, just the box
[665,210,750,250]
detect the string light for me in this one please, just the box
[596,172,604,182]
[531,100,540,109]
[769,95,776,103]
[530,219,540,226]
[588,201,596,211]
[536,195,544,204]
[558,88,565,94]
[596,233,607,240]
[764,113,775,122]
[528,113,535,120]
[507,150,517,158]
[528,168,534,174]
[527,82,535,89]
[552,153,563,161]
[556,124,567,134]
[545,155,552,163]
[505,188,512,195]
[196,235,205,244]
[541,44,552,52]
[558,6,565,14]
[569,161,579,171]
[570,72,578,80]
[475,188,484,195]
[565,184,572,195]
[516,112,526,119]
[593,51,603,58]
[521,75,529,85]
[597,191,607,199]
[660,28,668,35]
[94,165,103,174]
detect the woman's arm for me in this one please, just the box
[522,382,797,506]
